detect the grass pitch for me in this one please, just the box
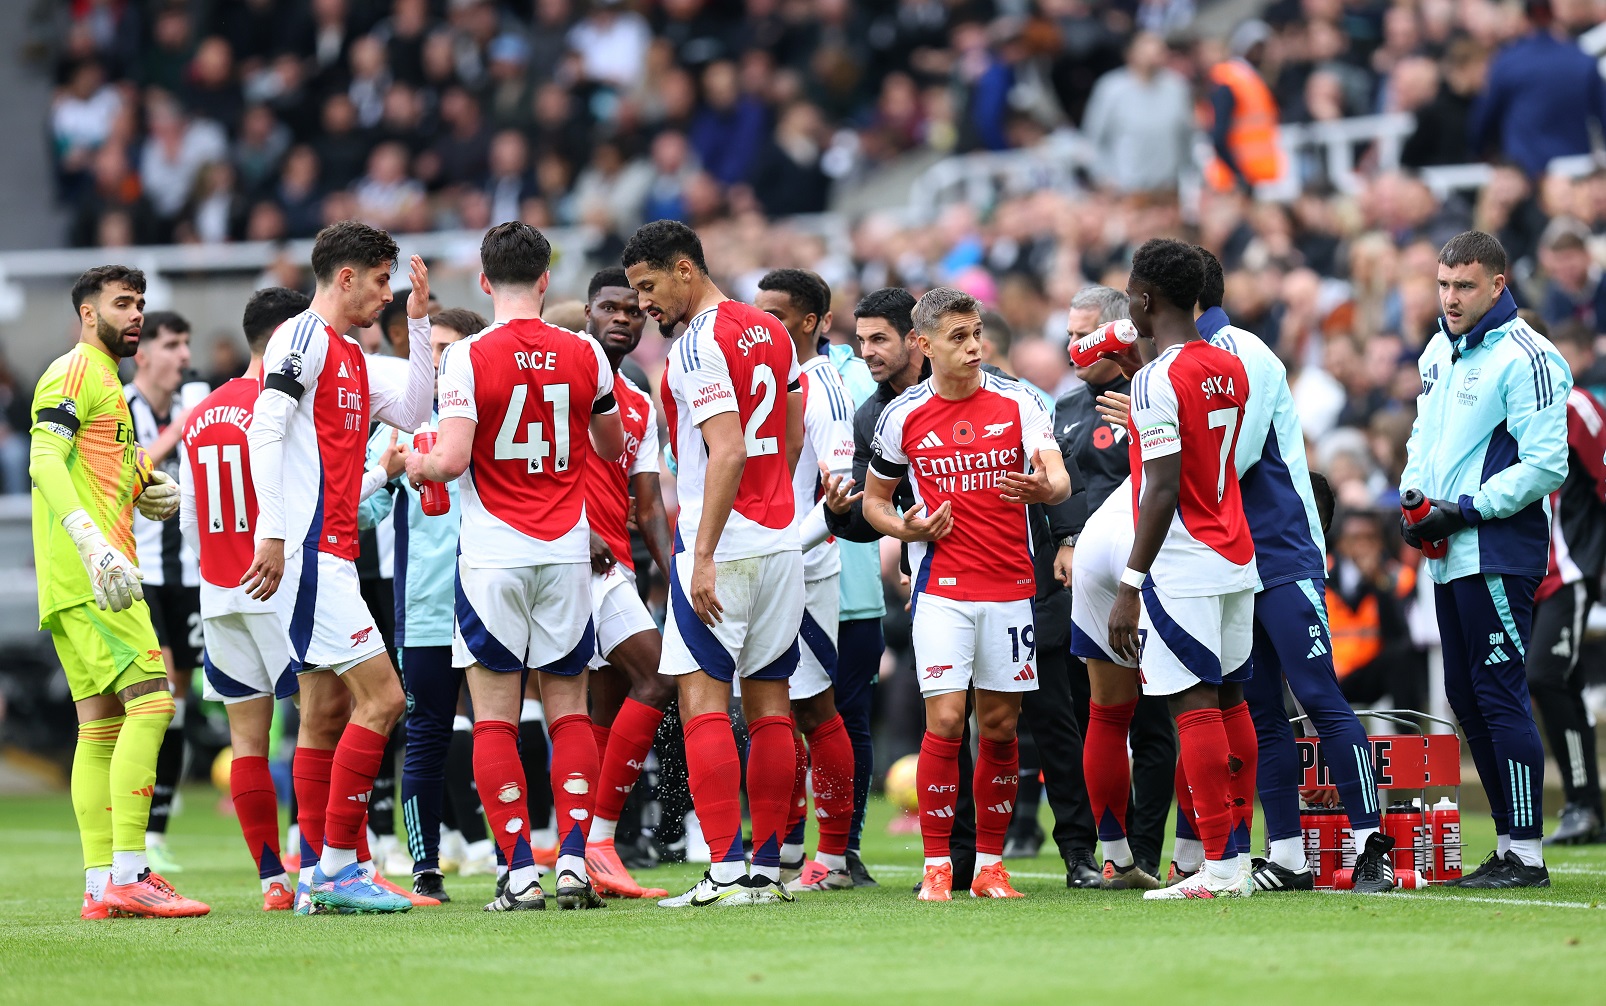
[1,787,1602,1005]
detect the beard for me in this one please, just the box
[98,316,137,359]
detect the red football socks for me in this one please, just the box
[785,728,808,844]
[230,755,283,879]
[806,715,854,858]
[593,698,664,825]
[472,719,535,870]
[1221,701,1258,856]
[746,715,795,870]
[1085,699,1138,842]
[1175,708,1233,861]
[684,712,744,864]
[292,746,333,861]
[918,731,962,860]
[974,736,1020,858]
[547,714,599,859]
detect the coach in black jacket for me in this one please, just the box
[824,288,1102,889]
[1051,284,1178,879]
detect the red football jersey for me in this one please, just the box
[182,377,261,589]
[1127,339,1257,597]
[584,372,659,573]
[870,373,1059,602]
[661,300,800,560]
[437,317,614,567]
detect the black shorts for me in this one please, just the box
[144,582,203,669]
[1526,580,1593,689]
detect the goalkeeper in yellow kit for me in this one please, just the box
[30,265,209,919]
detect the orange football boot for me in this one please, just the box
[263,880,294,911]
[373,872,439,906]
[917,863,954,901]
[103,872,211,918]
[970,863,1025,898]
[585,840,669,899]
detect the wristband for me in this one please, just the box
[1120,566,1147,589]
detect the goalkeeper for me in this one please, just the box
[29,265,209,920]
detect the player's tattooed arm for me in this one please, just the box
[862,470,952,542]
[1109,451,1181,662]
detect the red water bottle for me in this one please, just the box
[1382,801,1427,874]
[1428,797,1462,881]
[412,425,451,517]
[1069,319,1140,368]
[1400,488,1448,559]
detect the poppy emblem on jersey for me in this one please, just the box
[952,420,975,445]
[350,626,375,646]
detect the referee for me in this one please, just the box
[1400,231,1570,889]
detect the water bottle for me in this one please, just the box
[1069,319,1140,368]
[412,425,451,517]
[1400,488,1448,559]
[1428,797,1462,881]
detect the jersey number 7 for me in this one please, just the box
[1206,407,1238,502]
[496,382,571,474]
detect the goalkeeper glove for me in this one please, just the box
[136,469,180,520]
[63,509,144,612]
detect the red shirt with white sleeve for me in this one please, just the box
[584,372,659,574]
[180,376,270,616]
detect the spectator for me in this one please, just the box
[1535,216,1606,331]
[372,0,433,87]
[177,161,248,244]
[1401,40,1487,168]
[311,93,372,190]
[526,0,576,85]
[69,143,156,248]
[689,59,768,186]
[376,83,428,154]
[1327,509,1426,711]
[1470,0,1606,178]
[572,138,653,234]
[484,33,535,130]
[139,93,229,234]
[184,36,244,129]
[421,87,491,189]
[1198,28,1288,194]
[641,130,695,223]
[750,102,831,218]
[248,53,319,140]
[530,81,591,171]
[140,4,195,93]
[51,58,122,202]
[1079,32,1194,196]
[347,35,393,129]
[568,0,653,90]
[484,129,539,227]
[354,141,425,231]
[232,104,291,198]
[274,144,325,238]
[214,0,282,70]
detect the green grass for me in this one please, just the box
[1,787,1602,1005]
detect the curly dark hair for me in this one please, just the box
[481,221,553,288]
[1196,246,1225,310]
[621,219,708,275]
[1130,238,1204,312]
[1439,230,1508,277]
[70,264,145,312]
[757,268,829,319]
[242,287,311,353]
[310,220,399,285]
[587,266,632,301]
[853,287,915,337]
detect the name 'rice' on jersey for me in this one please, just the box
[436,317,616,567]
[661,301,801,560]
[1127,340,1257,597]
[870,372,1058,602]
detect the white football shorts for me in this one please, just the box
[791,573,840,701]
[454,560,593,676]
[662,550,804,682]
[277,548,388,675]
[910,593,1039,696]
[201,610,295,703]
[588,563,659,670]
[1138,585,1255,696]
[1069,495,1138,670]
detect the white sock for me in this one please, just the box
[710,860,746,884]
[453,715,472,732]
[520,699,544,722]
[1353,826,1379,850]
[976,852,1002,868]
[818,852,847,872]
[319,845,358,875]
[1104,837,1133,868]
[1510,838,1543,868]
[299,865,314,887]
[780,842,805,865]
[1205,857,1239,881]
[1497,833,1511,857]
[1237,852,1252,875]
[508,865,540,891]
[1269,837,1308,871]
[85,867,110,899]
[169,698,186,730]
[286,824,300,857]
[358,859,376,876]
[751,863,779,882]
[1173,838,1204,873]
[262,872,289,893]
[112,850,149,885]
[465,838,494,861]
[923,856,952,869]
[556,853,586,879]
[589,818,618,843]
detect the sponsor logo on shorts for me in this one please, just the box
[145,649,163,662]
[923,664,952,680]
[350,626,376,646]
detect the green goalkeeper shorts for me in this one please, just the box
[45,600,166,701]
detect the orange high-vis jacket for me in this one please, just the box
[1326,563,1416,681]
[1200,59,1287,192]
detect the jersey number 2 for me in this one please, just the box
[195,444,248,533]
[1206,408,1238,502]
[744,364,778,457]
[496,383,571,473]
